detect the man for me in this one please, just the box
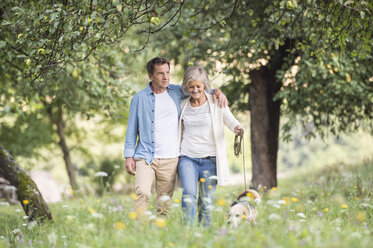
[124,57,227,216]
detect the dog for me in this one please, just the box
[227,189,261,228]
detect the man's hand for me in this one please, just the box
[212,89,228,108]
[125,157,136,175]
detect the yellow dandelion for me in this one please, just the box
[334,67,338,72]
[246,192,252,197]
[128,211,138,220]
[342,204,348,209]
[328,192,332,196]
[208,185,212,190]
[79,26,84,31]
[329,69,334,74]
[282,197,290,206]
[88,207,96,214]
[326,64,331,69]
[217,199,227,207]
[264,186,267,189]
[168,242,175,247]
[271,187,277,191]
[131,193,138,200]
[355,211,366,222]
[291,197,298,203]
[67,216,73,222]
[242,215,247,219]
[23,200,29,205]
[155,218,166,228]
[353,185,357,189]
[150,205,154,209]
[200,178,206,183]
[71,189,75,195]
[324,208,329,212]
[18,33,23,38]
[174,199,180,203]
[114,222,126,230]
[355,197,359,200]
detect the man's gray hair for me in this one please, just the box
[182,66,211,95]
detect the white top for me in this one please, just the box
[154,90,179,158]
[180,101,216,158]
[178,93,240,185]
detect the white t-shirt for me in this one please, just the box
[154,90,179,158]
[180,101,216,158]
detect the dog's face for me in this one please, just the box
[227,201,257,228]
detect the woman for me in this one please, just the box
[178,66,242,226]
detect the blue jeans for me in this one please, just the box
[178,155,217,226]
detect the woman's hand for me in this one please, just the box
[234,125,243,135]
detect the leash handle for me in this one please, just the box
[234,129,247,192]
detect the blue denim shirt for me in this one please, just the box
[124,82,185,164]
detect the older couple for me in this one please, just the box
[124,57,241,226]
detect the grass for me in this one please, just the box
[0,160,372,248]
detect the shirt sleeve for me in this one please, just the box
[123,95,139,158]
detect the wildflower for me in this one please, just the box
[291,197,298,203]
[128,211,138,220]
[149,215,157,221]
[168,242,175,247]
[200,178,206,183]
[67,216,74,222]
[131,193,138,200]
[217,199,227,207]
[209,176,218,180]
[117,205,123,211]
[159,195,171,202]
[242,215,247,219]
[79,26,84,31]
[12,229,21,234]
[318,212,323,217]
[246,192,252,197]
[114,222,126,230]
[216,227,228,236]
[296,213,306,218]
[155,218,166,228]
[355,211,366,222]
[208,185,213,190]
[268,213,281,220]
[23,216,29,220]
[22,200,29,205]
[278,200,287,205]
[88,207,96,214]
[354,185,357,189]
[271,187,277,191]
[324,208,329,212]
[47,232,57,245]
[282,197,290,205]
[342,204,348,209]
[28,221,37,230]
[94,171,108,177]
[92,213,104,219]
[174,199,180,203]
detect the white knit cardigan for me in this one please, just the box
[178,92,240,185]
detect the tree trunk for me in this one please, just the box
[248,39,295,190]
[249,68,281,189]
[0,145,52,222]
[46,104,78,190]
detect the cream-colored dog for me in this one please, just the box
[227,189,261,228]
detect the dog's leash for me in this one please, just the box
[234,129,247,192]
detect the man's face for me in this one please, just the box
[148,63,170,91]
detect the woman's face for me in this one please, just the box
[188,80,205,100]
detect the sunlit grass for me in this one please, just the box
[0,160,372,247]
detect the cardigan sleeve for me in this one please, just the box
[222,106,240,133]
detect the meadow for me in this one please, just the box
[0,160,372,248]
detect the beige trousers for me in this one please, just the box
[135,157,178,216]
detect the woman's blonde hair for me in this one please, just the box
[182,66,211,95]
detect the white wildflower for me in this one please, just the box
[297,213,306,218]
[268,213,281,220]
[278,200,287,205]
[91,212,103,219]
[149,215,157,221]
[144,211,152,216]
[12,229,20,234]
[28,220,37,230]
[208,175,218,180]
[254,198,261,204]
[23,216,29,220]
[159,195,171,202]
[172,203,179,208]
[15,208,22,212]
[94,171,108,177]
[48,232,58,245]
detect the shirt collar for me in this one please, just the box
[146,81,172,95]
